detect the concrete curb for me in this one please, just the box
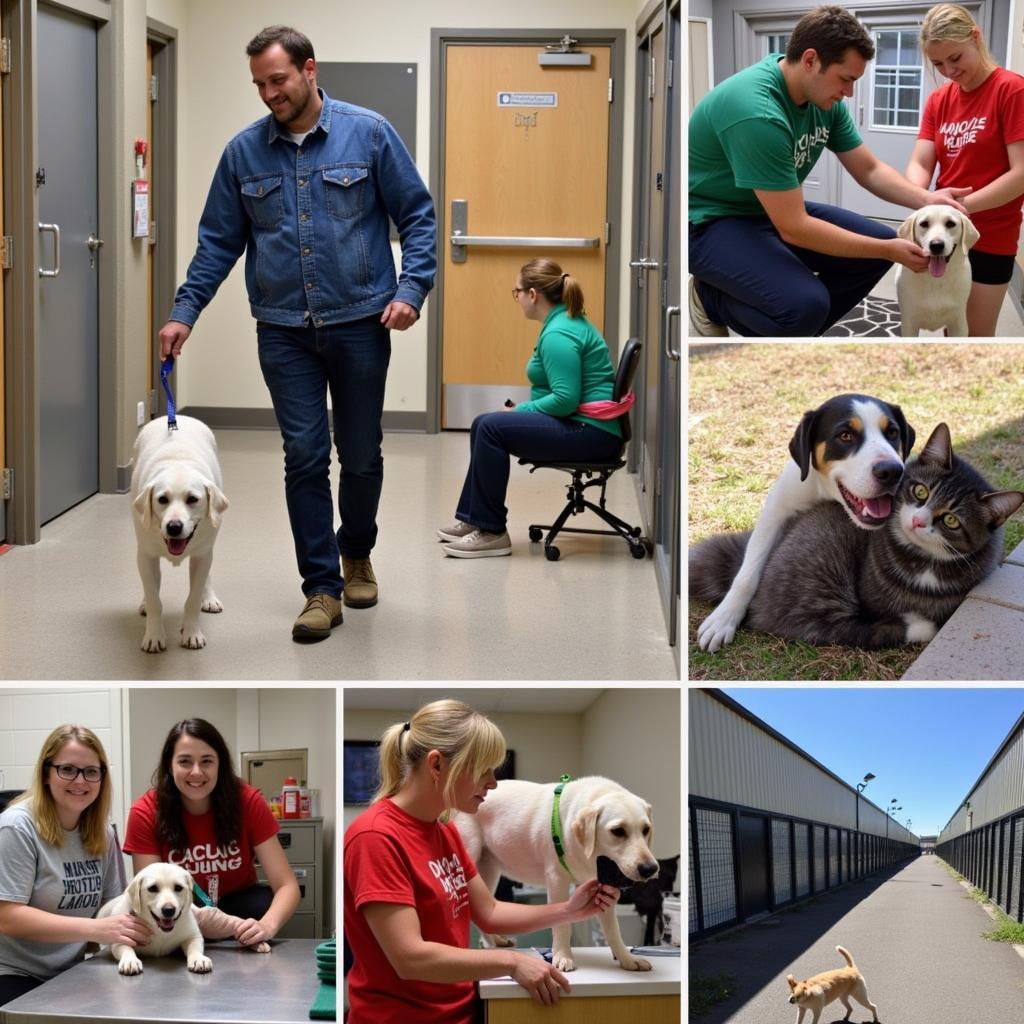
[954,875,1024,964]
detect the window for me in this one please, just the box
[872,29,923,129]
[763,32,790,57]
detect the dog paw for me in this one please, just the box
[552,953,576,972]
[619,955,652,972]
[187,954,213,973]
[141,632,166,653]
[180,625,207,649]
[118,955,144,976]
[201,596,223,613]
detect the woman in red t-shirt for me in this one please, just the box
[906,3,1024,335]
[123,718,299,947]
[344,699,620,1024]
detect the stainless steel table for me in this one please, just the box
[1,938,330,1024]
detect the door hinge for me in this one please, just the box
[2,468,12,501]
[149,219,157,246]
[0,38,12,75]
[0,236,11,270]
[667,57,674,88]
[149,73,158,101]
[649,56,656,100]
[604,223,611,245]
[608,77,613,103]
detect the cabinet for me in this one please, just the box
[257,816,324,939]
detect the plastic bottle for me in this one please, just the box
[281,776,301,819]
[299,785,311,818]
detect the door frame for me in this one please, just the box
[428,28,626,434]
[2,0,113,544]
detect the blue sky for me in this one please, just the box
[719,688,1024,837]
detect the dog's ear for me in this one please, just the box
[962,214,980,251]
[133,484,155,530]
[887,402,916,459]
[127,872,146,918]
[897,213,916,241]
[571,804,601,859]
[205,482,230,528]
[980,490,1024,528]
[788,408,820,481]
[786,974,798,990]
[644,801,654,847]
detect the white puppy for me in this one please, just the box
[97,863,211,975]
[896,204,979,336]
[130,415,229,652]
[454,776,658,973]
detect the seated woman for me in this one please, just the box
[123,718,299,947]
[440,257,624,557]
[0,725,151,1006]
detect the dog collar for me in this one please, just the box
[551,774,578,883]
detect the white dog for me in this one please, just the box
[130,415,229,652]
[453,776,659,973]
[97,863,211,975]
[896,204,979,336]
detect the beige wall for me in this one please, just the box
[147,0,638,415]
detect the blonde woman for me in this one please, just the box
[439,258,623,558]
[906,3,1024,335]
[343,699,619,1022]
[0,726,150,1006]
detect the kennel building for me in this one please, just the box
[937,709,1024,921]
[689,689,920,940]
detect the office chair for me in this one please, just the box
[519,337,648,561]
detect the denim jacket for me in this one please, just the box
[169,91,437,328]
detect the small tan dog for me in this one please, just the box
[786,945,879,1024]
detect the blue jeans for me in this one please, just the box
[456,412,622,533]
[257,317,390,597]
[689,202,895,336]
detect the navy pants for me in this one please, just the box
[0,974,42,1007]
[456,412,622,533]
[689,202,895,336]
[217,883,274,921]
[257,316,390,598]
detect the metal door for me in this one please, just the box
[38,4,99,523]
[440,43,612,427]
[738,814,770,917]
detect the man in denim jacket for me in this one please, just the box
[159,26,436,642]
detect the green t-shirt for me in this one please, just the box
[689,54,862,225]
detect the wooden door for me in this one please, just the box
[0,5,5,540]
[441,44,611,428]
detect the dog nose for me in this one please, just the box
[637,861,659,879]
[161,905,176,918]
[929,240,945,254]
[872,461,903,486]
[166,519,183,537]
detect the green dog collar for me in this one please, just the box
[550,774,577,883]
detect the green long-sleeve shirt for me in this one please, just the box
[515,305,621,438]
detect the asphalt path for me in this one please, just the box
[690,854,1024,1022]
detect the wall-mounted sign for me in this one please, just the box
[497,91,557,108]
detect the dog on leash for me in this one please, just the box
[787,945,879,1024]
[130,415,229,652]
[896,204,979,337]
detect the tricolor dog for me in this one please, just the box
[696,394,915,652]
[896,204,979,337]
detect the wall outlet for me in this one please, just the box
[137,401,146,427]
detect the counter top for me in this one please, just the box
[1,938,327,1024]
[478,947,680,1000]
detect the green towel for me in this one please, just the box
[309,981,336,1020]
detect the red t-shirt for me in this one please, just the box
[919,66,1024,254]
[344,799,479,1024]
[123,783,278,904]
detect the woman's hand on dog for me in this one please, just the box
[888,238,930,272]
[92,912,153,948]
[510,953,572,1005]
[565,878,620,920]
[233,916,273,946]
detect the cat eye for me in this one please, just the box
[912,483,929,501]
[943,512,960,529]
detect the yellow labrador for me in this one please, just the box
[97,863,211,975]
[131,415,229,652]
[454,776,658,972]
[896,204,979,336]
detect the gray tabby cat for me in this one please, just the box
[690,423,1024,649]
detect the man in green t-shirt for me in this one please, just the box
[688,5,969,336]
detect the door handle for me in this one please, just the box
[86,233,104,252]
[664,305,680,361]
[38,222,61,278]
[629,258,659,269]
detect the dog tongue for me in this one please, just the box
[928,255,947,279]
[166,538,188,556]
[863,495,892,520]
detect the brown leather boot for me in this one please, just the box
[292,593,343,641]
[342,557,378,608]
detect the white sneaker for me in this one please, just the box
[437,520,476,542]
[442,529,512,558]
[689,277,729,337]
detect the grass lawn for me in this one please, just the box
[688,343,1024,682]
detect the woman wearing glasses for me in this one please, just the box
[439,258,623,558]
[0,725,150,1006]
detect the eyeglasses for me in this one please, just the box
[511,287,527,300]
[48,763,105,783]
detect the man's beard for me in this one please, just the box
[271,80,313,125]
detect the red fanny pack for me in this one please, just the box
[577,391,635,420]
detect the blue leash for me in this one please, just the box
[159,356,178,431]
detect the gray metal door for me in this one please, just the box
[38,4,99,524]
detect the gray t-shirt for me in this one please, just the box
[0,803,123,980]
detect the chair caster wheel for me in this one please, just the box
[630,526,643,538]
[630,543,647,560]
[529,527,543,543]
[545,546,560,561]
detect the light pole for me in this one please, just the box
[886,799,899,838]
[855,772,875,832]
